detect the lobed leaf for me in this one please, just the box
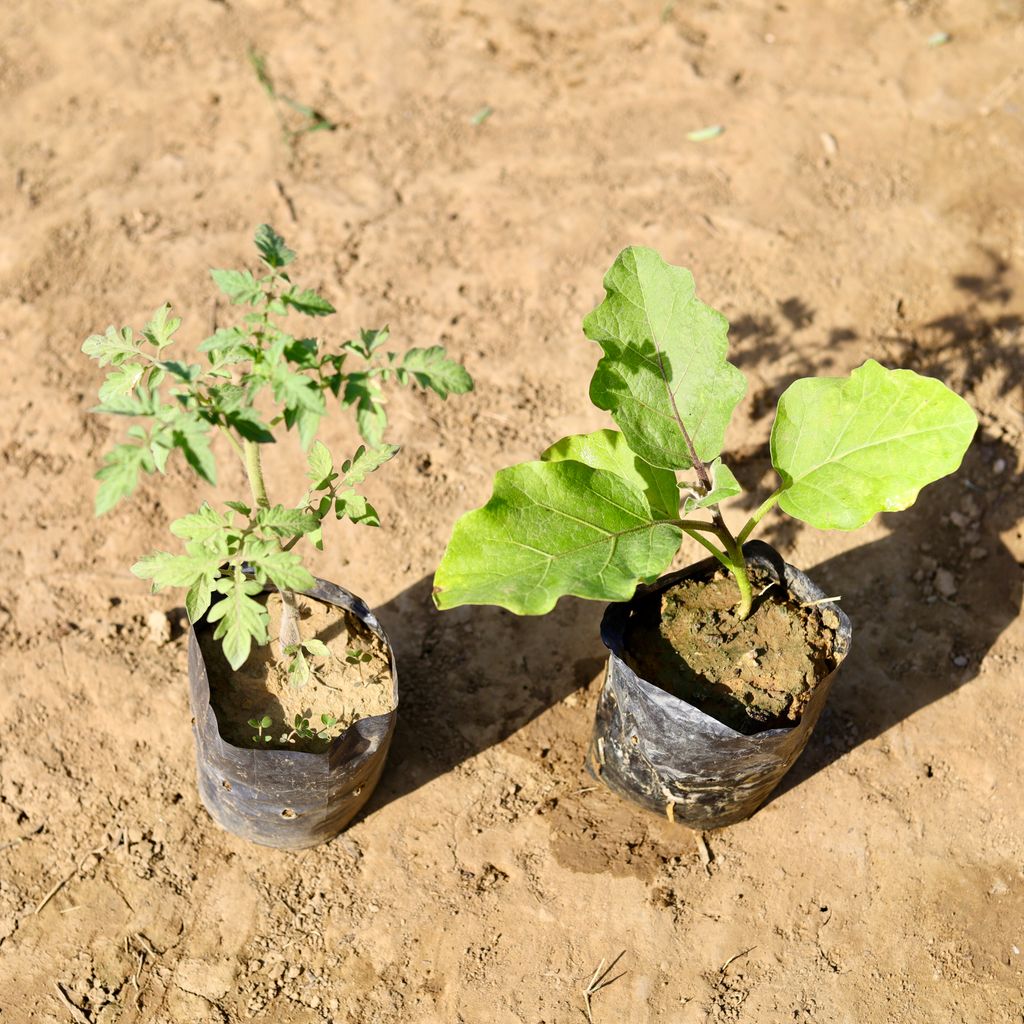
[307,440,334,488]
[334,489,380,527]
[433,459,682,614]
[210,269,263,306]
[207,576,269,669]
[256,505,320,537]
[254,224,295,269]
[583,247,746,470]
[132,550,221,590]
[282,288,335,317]
[82,326,139,367]
[142,304,181,349]
[343,443,401,485]
[94,443,155,515]
[541,429,679,520]
[771,359,978,530]
[399,346,474,399]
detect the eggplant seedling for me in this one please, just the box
[433,247,977,617]
[85,225,473,677]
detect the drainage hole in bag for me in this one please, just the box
[281,808,297,819]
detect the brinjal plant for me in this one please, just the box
[433,247,977,616]
[85,225,473,672]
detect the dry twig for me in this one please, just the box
[35,833,123,915]
[53,982,91,1024]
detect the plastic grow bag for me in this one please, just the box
[588,540,852,830]
[187,577,398,850]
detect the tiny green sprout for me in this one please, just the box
[248,714,273,743]
[345,648,372,665]
[317,712,338,740]
[434,247,978,621]
[84,226,473,676]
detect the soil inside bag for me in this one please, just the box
[198,591,393,753]
[622,565,844,735]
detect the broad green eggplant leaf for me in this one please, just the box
[583,247,746,470]
[432,459,682,614]
[541,429,680,520]
[771,359,977,530]
[682,457,741,512]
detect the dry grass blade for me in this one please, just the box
[53,982,91,1024]
[582,950,627,1023]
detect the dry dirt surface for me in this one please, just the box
[2,1,1023,1021]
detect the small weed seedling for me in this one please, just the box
[434,247,977,617]
[248,715,273,744]
[85,225,473,737]
[248,48,337,143]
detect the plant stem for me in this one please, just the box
[725,536,753,619]
[243,440,271,509]
[737,488,782,545]
[243,438,302,655]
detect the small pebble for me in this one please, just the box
[820,132,838,156]
[993,458,1006,475]
[146,610,171,645]
[934,569,957,598]
[952,654,968,668]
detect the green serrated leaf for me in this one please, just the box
[307,440,334,487]
[282,288,335,317]
[171,419,217,485]
[143,304,182,349]
[361,327,390,353]
[254,224,296,269]
[210,268,263,306]
[303,638,330,658]
[225,500,252,516]
[343,443,401,485]
[98,364,146,403]
[244,541,316,591]
[682,457,742,513]
[225,408,275,443]
[288,649,310,687]
[207,576,269,670]
[771,359,978,530]
[185,573,215,622]
[433,460,682,614]
[170,503,227,544]
[542,429,679,520]
[400,346,474,399]
[199,327,252,363]
[94,443,154,515]
[256,505,320,537]
[334,489,380,527]
[82,326,138,367]
[132,551,221,590]
[583,247,746,470]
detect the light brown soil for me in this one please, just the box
[200,592,393,753]
[624,570,842,733]
[2,2,1023,1022]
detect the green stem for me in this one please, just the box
[243,440,271,509]
[725,536,753,619]
[681,527,731,569]
[737,488,783,545]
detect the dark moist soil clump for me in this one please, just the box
[623,567,841,735]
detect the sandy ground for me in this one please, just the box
[2,1,1023,1021]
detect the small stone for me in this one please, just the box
[952,654,968,668]
[948,511,969,529]
[933,569,957,598]
[146,610,171,645]
[286,964,301,980]
[993,458,1007,475]
[820,132,838,156]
